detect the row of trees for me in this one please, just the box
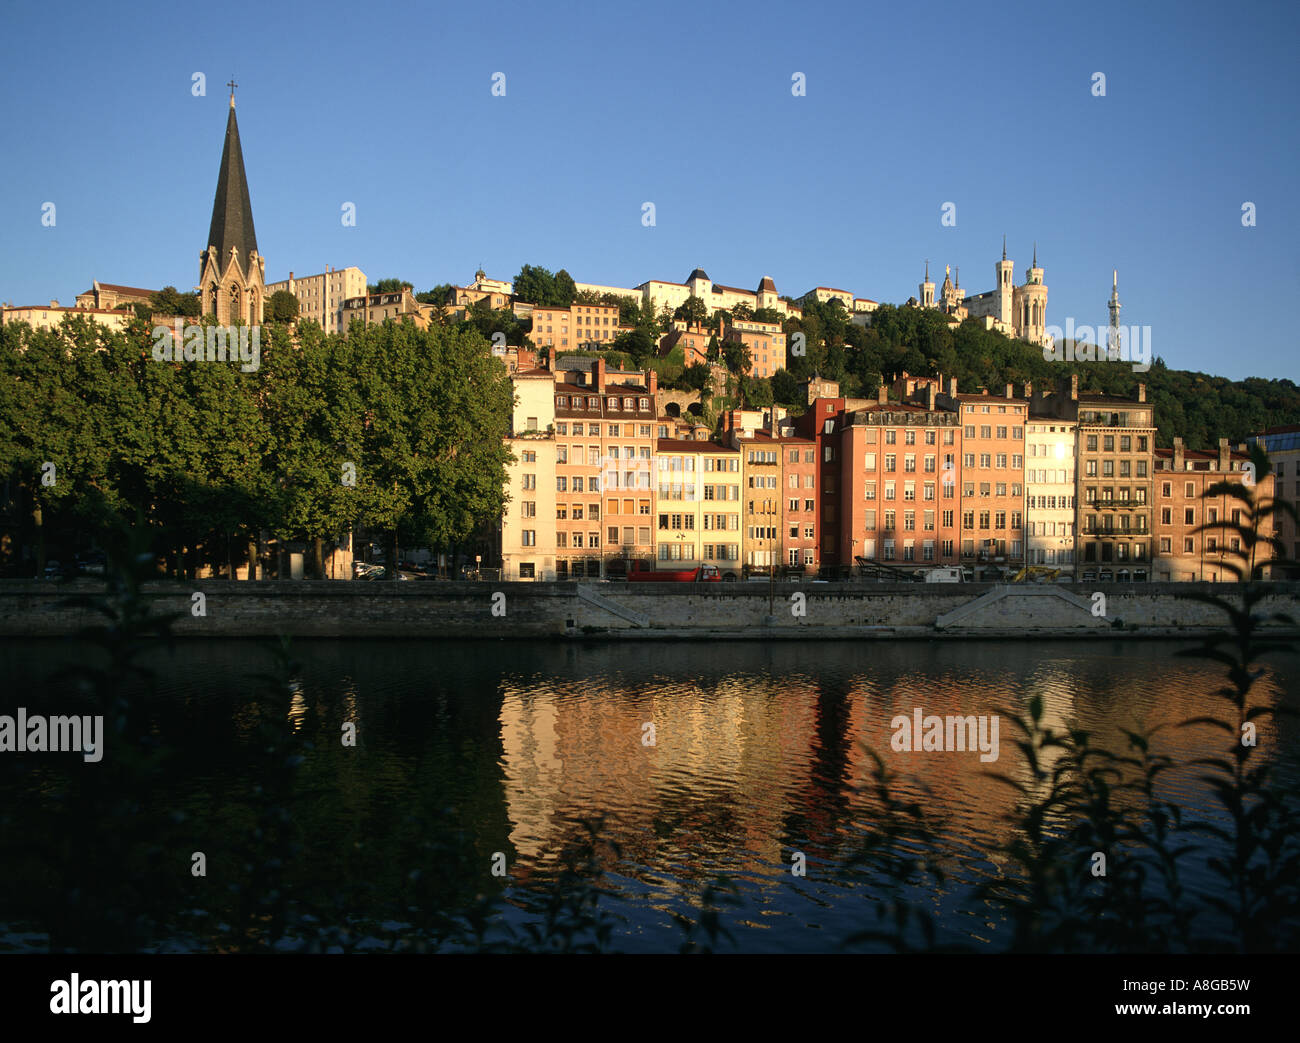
[0,315,514,579]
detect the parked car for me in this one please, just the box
[76,552,107,577]
[42,559,66,580]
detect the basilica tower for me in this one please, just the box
[920,260,935,308]
[199,82,265,325]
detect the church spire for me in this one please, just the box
[1033,241,1037,268]
[207,96,258,280]
[1002,234,1006,261]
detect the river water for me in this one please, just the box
[1,637,1297,952]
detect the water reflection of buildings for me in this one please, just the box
[494,645,1292,891]
[497,674,828,876]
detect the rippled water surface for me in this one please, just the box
[3,637,1298,951]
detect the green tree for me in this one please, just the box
[416,284,455,306]
[674,295,708,327]
[722,339,752,375]
[554,270,577,306]
[267,290,300,323]
[149,286,200,318]
[367,278,413,294]
[513,264,559,306]
[681,362,712,394]
[771,368,800,406]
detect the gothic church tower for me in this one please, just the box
[199,83,265,325]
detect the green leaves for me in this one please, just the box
[3,315,513,579]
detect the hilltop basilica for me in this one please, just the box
[917,237,1048,347]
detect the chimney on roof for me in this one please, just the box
[1137,382,1146,403]
[877,384,888,405]
[594,357,606,390]
[50,300,59,308]
[1005,382,1014,399]
[1070,373,1079,401]
[1022,381,1033,399]
[1173,436,1185,472]
[1218,436,1230,473]
[648,368,657,396]
[926,384,936,411]
[947,376,957,398]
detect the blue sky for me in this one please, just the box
[1,0,1296,381]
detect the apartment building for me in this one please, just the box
[1247,425,1300,575]
[720,317,787,378]
[339,288,433,329]
[1025,384,1078,574]
[264,266,367,334]
[1153,438,1273,581]
[1075,385,1155,580]
[530,303,622,351]
[500,369,558,581]
[1,301,135,333]
[656,439,742,573]
[796,390,853,570]
[736,432,782,573]
[841,384,962,569]
[937,381,1028,580]
[553,357,658,578]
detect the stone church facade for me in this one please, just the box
[199,89,265,325]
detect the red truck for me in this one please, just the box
[625,561,721,582]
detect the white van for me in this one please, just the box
[922,567,964,583]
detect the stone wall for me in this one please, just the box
[1,580,1296,640]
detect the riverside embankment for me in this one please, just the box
[2,580,1297,640]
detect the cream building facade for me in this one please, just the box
[1025,411,1078,573]
[264,266,367,334]
[1,302,135,333]
[530,303,622,351]
[500,369,559,581]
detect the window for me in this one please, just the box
[522,530,536,547]
[522,474,536,490]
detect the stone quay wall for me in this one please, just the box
[1,580,1297,641]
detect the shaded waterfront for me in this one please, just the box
[1,638,1297,952]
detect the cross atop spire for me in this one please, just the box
[227,77,238,108]
[1002,234,1006,261]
